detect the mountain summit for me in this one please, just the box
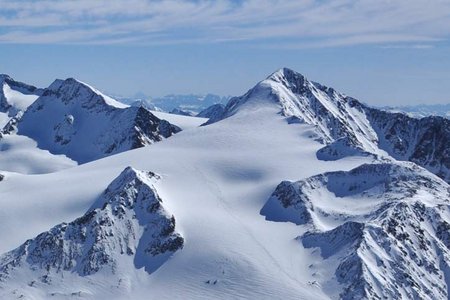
[0,166,184,297]
[10,78,181,163]
[0,68,449,300]
[209,67,450,183]
[0,74,43,116]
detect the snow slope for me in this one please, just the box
[0,167,184,299]
[0,84,205,175]
[0,74,43,116]
[151,110,207,130]
[0,112,9,128]
[0,68,448,300]
[262,162,450,299]
[210,68,450,183]
[0,134,76,174]
[14,78,181,163]
[0,100,374,299]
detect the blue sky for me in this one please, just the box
[0,0,449,106]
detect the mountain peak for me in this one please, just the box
[268,67,306,80]
[0,74,12,82]
[266,67,312,95]
[104,166,160,196]
[45,77,128,109]
[205,68,450,183]
[0,166,183,289]
[47,77,94,93]
[15,78,180,163]
[0,74,43,114]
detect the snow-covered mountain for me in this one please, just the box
[261,162,450,299]
[197,103,225,120]
[0,74,43,116]
[128,99,162,112]
[0,67,449,300]
[0,166,183,299]
[0,74,43,129]
[209,68,450,183]
[9,78,181,163]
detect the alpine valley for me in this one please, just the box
[0,68,449,300]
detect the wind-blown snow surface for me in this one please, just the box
[0,68,449,299]
[0,105,204,175]
[0,167,184,299]
[209,68,450,183]
[0,101,375,299]
[151,110,207,130]
[0,134,76,174]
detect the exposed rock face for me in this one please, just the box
[208,68,450,183]
[262,162,450,299]
[12,78,181,163]
[0,74,43,116]
[197,104,225,121]
[0,167,183,284]
[315,136,372,161]
[365,108,450,183]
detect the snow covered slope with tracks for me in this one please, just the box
[0,68,448,299]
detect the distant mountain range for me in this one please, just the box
[115,93,230,114]
[380,103,450,118]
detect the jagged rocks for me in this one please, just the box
[13,78,181,163]
[0,74,43,116]
[206,67,450,182]
[0,167,183,285]
[260,180,313,225]
[262,162,450,299]
[316,137,372,161]
[366,108,450,183]
[301,221,365,259]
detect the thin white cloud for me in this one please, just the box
[0,0,449,47]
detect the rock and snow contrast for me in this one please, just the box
[261,162,450,299]
[210,68,450,183]
[0,74,43,116]
[0,68,448,299]
[197,103,225,120]
[0,167,183,299]
[5,78,181,164]
[0,74,43,128]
